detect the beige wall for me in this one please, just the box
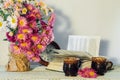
[0,30,9,65]
[46,0,120,64]
[0,0,120,65]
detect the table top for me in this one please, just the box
[0,65,120,80]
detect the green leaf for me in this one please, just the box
[13,27,18,35]
[7,27,14,32]
[0,10,4,16]
[0,10,3,13]
[3,39,7,41]
[4,14,10,21]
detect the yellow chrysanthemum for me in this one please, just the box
[22,8,27,14]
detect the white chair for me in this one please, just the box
[67,35,101,57]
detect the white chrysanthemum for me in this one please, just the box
[0,16,6,31]
[7,15,17,29]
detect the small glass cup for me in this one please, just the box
[63,57,81,76]
[91,57,113,75]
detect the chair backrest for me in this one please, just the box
[67,35,101,57]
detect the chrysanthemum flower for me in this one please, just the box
[16,33,27,41]
[25,4,34,11]
[32,8,39,14]
[6,32,16,42]
[32,8,41,19]
[27,13,36,21]
[14,2,22,11]
[22,8,27,14]
[18,17,27,28]
[30,34,40,44]
[78,68,97,78]
[18,27,33,34]
[47,32,54,43]
[48,13,55,27]
[36,44,46,52]
[1,0,55,62]
[42,28,54,43]
[19,41,31,50]
[32,56,40,62]
[31,44,45,55]
[7,15,18,29]
[28,20,37,29]
[39,1,47,9]
[40,35,49,45]
[0,17,6,31]
[26,50,34,59]
[9,43,21,54]
[4,1,10,9]
[42,27,53,35]
[14,10,20,17]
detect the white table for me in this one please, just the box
[0,65,120,80]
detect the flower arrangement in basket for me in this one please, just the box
[0,0,55,71]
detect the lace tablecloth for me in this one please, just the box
[0,65,120,80]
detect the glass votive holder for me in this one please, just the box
[91,57,113,75]
[63,57,81,76]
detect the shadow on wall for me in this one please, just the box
[53,8,73,49]
[99,40,119,64]
[99,40,110,56]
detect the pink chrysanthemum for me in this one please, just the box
[6,32,16,42]
[40,35,50,45]
[9,43,21,54]
[18,27,33,34]
[25,4,34,11]
[14,3,22,11]
[3,1,55,62]
[36,44,46,52]
[30,34,40,44]
[45,32,54,43]
[78,68,97,78]
[32,56,40,62]
[32,8,41,19]
[46,28,53,36]
[19,41,31,50]
[18,17,27,28]
[28,20,37,29]
[27,13,36,21]
[48,13,55,27]
[26,51,35,59]
[16,33,27,41]
[31,44,46,55]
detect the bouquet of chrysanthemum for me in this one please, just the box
[0,0,55,62]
